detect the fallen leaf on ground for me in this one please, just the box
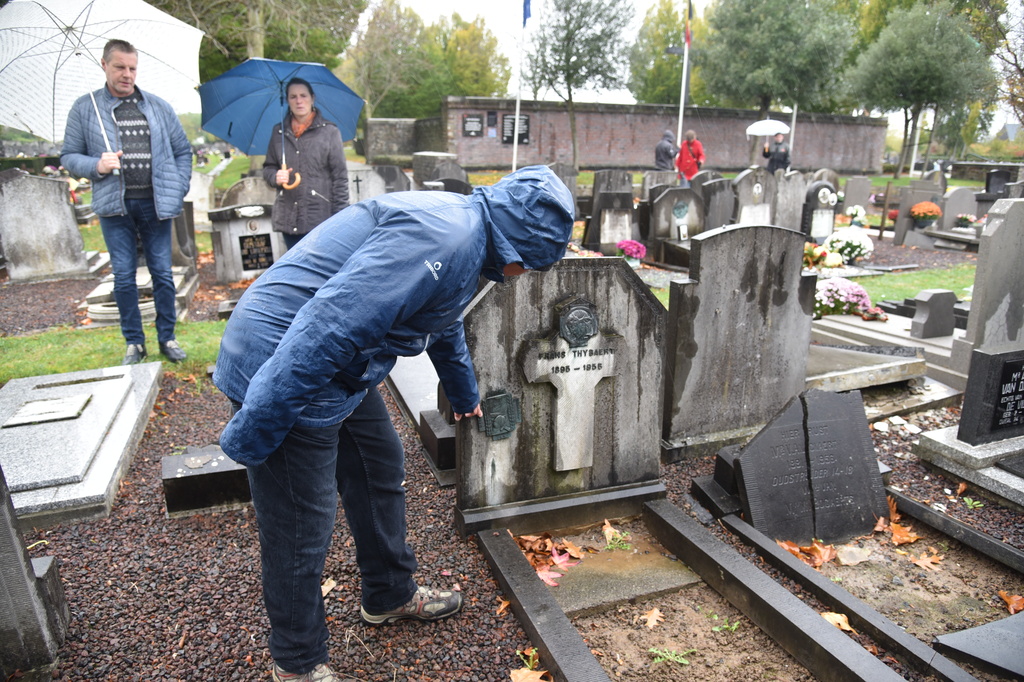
[496,597,510,616]
[909,552,943,571]
[999,590,1024,614]
[822,612,857,633]
[510,668,553,681]
[777,539,802,558]
[601,519,619,544]
[800,540,837,567]
[956,482,968,496]
[560,539,586,558]
[872,515,888,533]
[887,495,901,522]
[836,545,873,566]
[889,522,921,546]
[641,607,664,630]
[536,568,563,586]
[320,578,337,597]
[550,547,580,570]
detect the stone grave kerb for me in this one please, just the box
[951,199,1024,375]
[662,224,817,462]
[455,257,666,537]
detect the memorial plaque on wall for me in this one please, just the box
[462,114,484,137]
[501,114,529,144]
[959,347,1024,445]
[239,233,274,271]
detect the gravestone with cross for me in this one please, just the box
[348,166,387,204]
[455,257,665,536]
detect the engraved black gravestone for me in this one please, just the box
[957,347,1024,446]
[733,390,887,545]
[239,233,274,271]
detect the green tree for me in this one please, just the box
[698,0,854,163]
[340,0,426,118]
[526,0,634,169]
[151,0,365,81]
[846,1,998,177]
[341,5,509,121]
[628,0,685,105]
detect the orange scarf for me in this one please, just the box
[290,113,314,138]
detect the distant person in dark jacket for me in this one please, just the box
[674,130,706,188]
[654,130,678,171]
[264,77,349,250]
[763,132,791,174]
[214,165,574,682]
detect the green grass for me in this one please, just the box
[857,263,976,304]
[0,319,226,387]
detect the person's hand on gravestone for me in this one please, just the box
[453,405,483,421]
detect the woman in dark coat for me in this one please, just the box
[263,77,350,249]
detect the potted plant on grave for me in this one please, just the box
[616,239,646,268]
[824,228,874,265]
[803,242,844,271]
[909,201,942,229]
[844,204,867,227]
[954,213,977,229]
[813,277,883,320]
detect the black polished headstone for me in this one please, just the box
[734,390,887,545]
[372,165,412,193]
[958,347,1024,445]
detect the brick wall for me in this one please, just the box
[367,97,888,174]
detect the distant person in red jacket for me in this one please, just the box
[675,130,705,188]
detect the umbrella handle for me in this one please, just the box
[282,165,301,190]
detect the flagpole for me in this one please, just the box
[676,0,692,144]
[513,0,531,171]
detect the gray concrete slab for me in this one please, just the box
[915,426,1024,470]
[805,344,926,392]
[914,428,1024,507]
[0,363,161,529]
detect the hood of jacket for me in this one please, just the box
[662,130,676,143]
[474,165,574,282]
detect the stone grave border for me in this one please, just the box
[478,495,1013,682]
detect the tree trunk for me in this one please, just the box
[247,4,265,59]
[894,107,916,179]
[921,105,937,176]
[567,94,579,171]
[749,97,771,166]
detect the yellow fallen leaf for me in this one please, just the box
[510,668,552,681]
[642,607,664,629]
[496,597,510,616]
[320,578,336,597]
[822,611,857,633]
[910,553,943,571]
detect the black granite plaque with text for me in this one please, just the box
[501,114,529,144]
[239,233,274,271]
[462,114,483,137]
[958,347,1024,445]
[734,390,886,545]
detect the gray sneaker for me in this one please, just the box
[360,585,463,625]
[122,343,147,365]
[272,662,341,681]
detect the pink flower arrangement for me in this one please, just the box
[616,239,646,260]
[814,277,874,318]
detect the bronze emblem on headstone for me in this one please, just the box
[478,390,521,440]
[558,298,598,348]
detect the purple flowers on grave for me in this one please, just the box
[814,277,874,318]
[616,239,646,259]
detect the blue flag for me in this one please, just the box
[523,0,531,27]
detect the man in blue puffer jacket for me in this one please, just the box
[61,39,192,366]
[213,165,575,682]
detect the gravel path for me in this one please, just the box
[2,237,1017,681]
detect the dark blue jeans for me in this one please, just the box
[244,389,417,673]
[99,198,177,346]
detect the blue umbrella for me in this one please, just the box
[198,58,363,155]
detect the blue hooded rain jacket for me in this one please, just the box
[213,165,575,466]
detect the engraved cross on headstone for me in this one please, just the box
[520,298,622,471]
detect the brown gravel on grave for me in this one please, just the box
[3,238,1021,681]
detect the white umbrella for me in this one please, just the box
[745,119,791,137]
[0,0,203,142]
